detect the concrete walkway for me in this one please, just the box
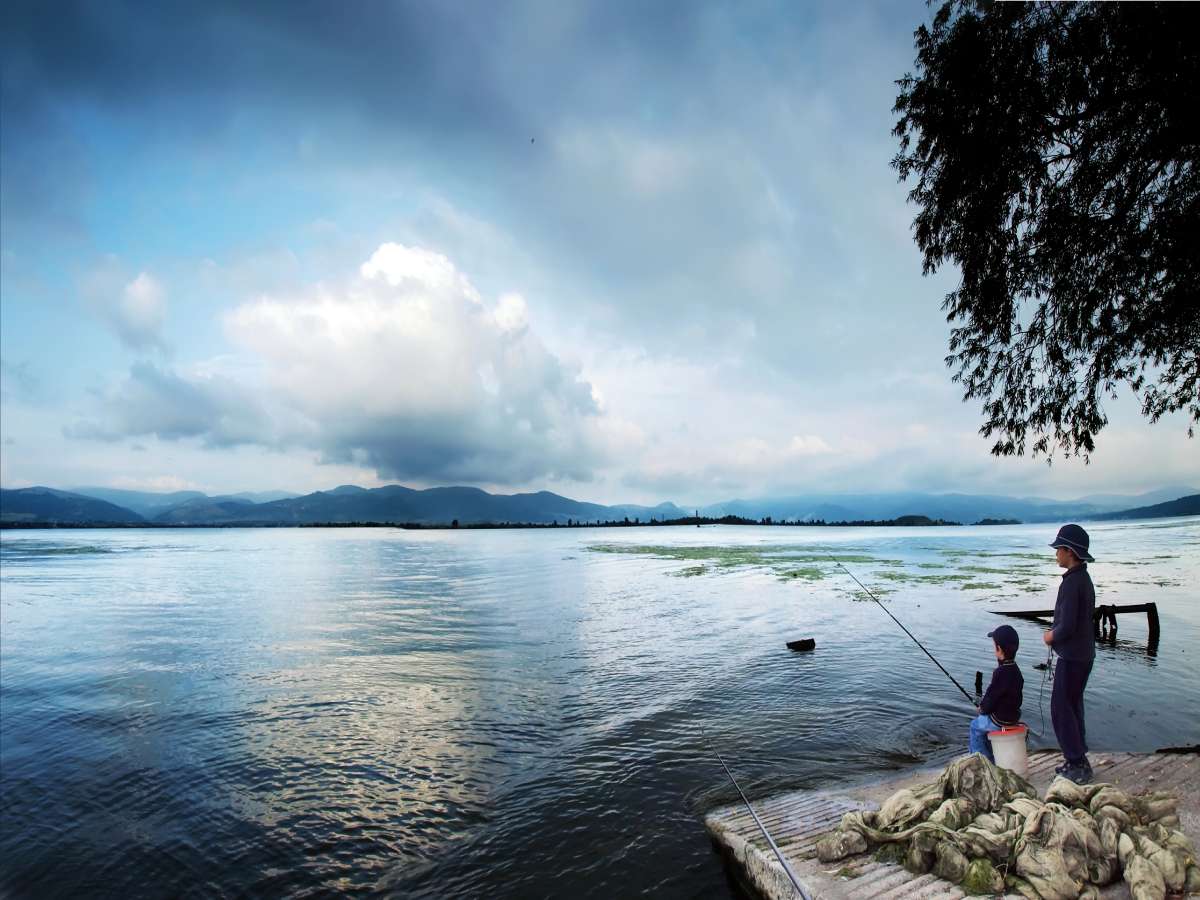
[705,750,1199,899]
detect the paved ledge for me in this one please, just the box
[704,750,1199,899]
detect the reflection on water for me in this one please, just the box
[2,520,1198,898]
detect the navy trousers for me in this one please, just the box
[1051,658,1093,764]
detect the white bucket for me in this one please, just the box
[988,724,1029,776]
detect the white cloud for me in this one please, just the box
[68,244,611,487]
[109,474,202,492]
[83,260,169,352]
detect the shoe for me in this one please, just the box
[1063,763,1092,785]
[1055,760,1071,775]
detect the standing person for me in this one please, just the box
[1042,524,1096,784]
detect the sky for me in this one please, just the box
[1,0,1195,506]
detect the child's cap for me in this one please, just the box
[987,624,1019,654]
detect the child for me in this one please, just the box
[968,624,1023,763]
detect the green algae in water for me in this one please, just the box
[960,581,1003,590]
[584,543,903,582]
[938,549,1045,561]
[780,567,825,581]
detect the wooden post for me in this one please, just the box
[994,602,1161,644]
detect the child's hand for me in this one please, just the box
[1042,630,1054,646]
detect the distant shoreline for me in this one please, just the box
[2,514,1012,531]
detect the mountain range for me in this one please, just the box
[1,483,1197,527]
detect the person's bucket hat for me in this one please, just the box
[987,624,1019,655]
[1049,523,1094,562]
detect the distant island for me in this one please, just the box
[1,484,1197,530]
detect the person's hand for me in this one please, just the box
[1042,630,1054,646]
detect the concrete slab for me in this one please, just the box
[705,750,1199,899]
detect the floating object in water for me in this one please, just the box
[987,723,1029,776]
[786,638,816,652]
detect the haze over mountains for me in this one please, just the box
[1,483,1197,527]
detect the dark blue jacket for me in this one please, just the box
[1051,564,1096,661]
[979,659,1023,726]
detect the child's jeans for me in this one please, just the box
[969,714,997,762]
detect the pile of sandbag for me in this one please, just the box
[814,754,1199,899]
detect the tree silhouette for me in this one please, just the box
[893,1,1198,458]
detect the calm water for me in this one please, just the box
[2,520,1198,898]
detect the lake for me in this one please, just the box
[2,519,1198,897]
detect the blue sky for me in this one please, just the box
[2,0,1195,504]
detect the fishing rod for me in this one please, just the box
[828,556,976,706]
[702,726,813,900]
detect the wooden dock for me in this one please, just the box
[705,750,1199,899]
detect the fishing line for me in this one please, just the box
[701,725,813,900]
[1038,647,1055,737]
[828,556,976,706]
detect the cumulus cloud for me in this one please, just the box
[227,243,606,483]
[83,260,169,352]
[66,362,268,446]
[68,244,610,486]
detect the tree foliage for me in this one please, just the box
[893,1,1198,458]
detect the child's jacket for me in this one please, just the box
[979,659,1023,726]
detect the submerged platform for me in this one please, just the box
[705,750,1199,900]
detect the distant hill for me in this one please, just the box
[149,485,689,526]
[70,487,206,517]
[1097,494,1200,521]
[5,482,1197,529]
[699,488,1199,525]
[0,487,145,525]
[71,486,297,517]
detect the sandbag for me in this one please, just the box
[1005,796,1044,820]
[1092,804,1132,829]
[815,828,868,862]
[928,797,977,830]
[1044,776,1092,808]
[1119,832,1137,869]
[1013,805,1091,900]
[1123,854,1166,900]
[1136,795,1178,825]
[1098,816,1121,858]
[970,811,1014,833]
[933,841,970,884]
[1087,785,1135,817]
[956,822,1019,864]
[875,780,945,830]
[904,831,937,874]
[1184,863,1200,894]
[1135,834,1186,892]
[1161,827,1196,865]
[941,753,1035,812]
[1005,874,1041,900]
[808,755,1191,900]
[961,857,1005,895]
